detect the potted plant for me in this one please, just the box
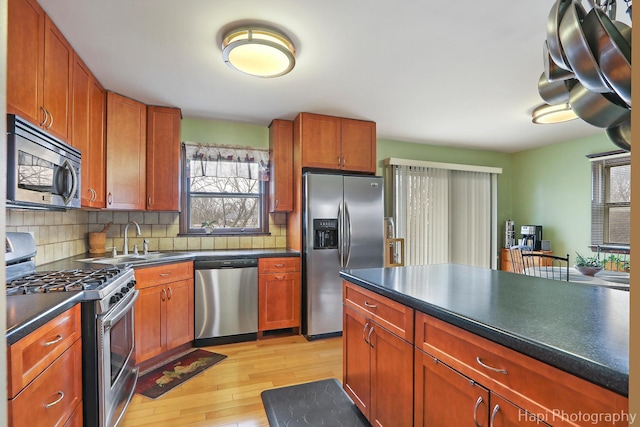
[201,221,217,234]
[575,252,603,276]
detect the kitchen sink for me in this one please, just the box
[77,252,190,265]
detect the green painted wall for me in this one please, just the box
[181,117,268,149]
[181,117,617,265]
[511,133,615,260]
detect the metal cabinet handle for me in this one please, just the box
[40,106,48,127]
[367,325,374,348]
[364,301,377,309]
[362,322,370,344]
[45,391,65,409]
[275,199,279,208]
[476,357,508,375]
[167,287,173,300]
[159,272,172,277]
[44,334,63,347]
[45,109,54,129]
[473,396,484,427]
[161,288,167,301]
[148,196,151,206]
[274,275,285,280]
[108,192,113,205]
[490,404,500,426]
[274,263,285,267]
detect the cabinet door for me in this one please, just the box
[87,77,107,208]
[43,15,73,142]
[134,285,164,363]
[106,92,147,210]
[268,119,294,212]
[147,106,181,211]
[258,272,300,330]
[71,53,92,204]
[341,118,376,173]
[298,113,342,169]
[343,307,372,419]
[7,0,45,125]
[414,348,489,427]
[489,394,550,427]
[164,279,194,351]
[370,323,413,427]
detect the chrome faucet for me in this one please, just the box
[123,221,141,255]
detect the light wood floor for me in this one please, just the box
[120,335,343,427]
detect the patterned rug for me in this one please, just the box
[135,349,227,399]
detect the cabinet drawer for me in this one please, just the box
[416,312,627,427]
[7,304,81,398]
[8,339,83,427]
[135,261,193,288]
[259,257,300,273]
[343,282,413,343]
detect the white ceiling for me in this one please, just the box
[38,0,631,153]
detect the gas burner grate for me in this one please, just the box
[6,266,125,295]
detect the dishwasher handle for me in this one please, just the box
[194,258,258,269]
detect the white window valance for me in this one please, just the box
[183,142,270,180]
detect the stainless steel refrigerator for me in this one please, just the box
[302,172,385,339]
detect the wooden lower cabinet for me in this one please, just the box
[6,305,83,427]
[134,262,194,364]
[414,348,549,426]
[343,306,413,426]
[258,257,301,332]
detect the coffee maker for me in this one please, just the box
[520,225,543,250]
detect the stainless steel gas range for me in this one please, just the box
[5,232,139,427]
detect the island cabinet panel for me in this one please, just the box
[268,119,294,212]
[134,262,194,364]
[147,106,182,211]
[342,281,413,426]
[415,312,628,427]
[106,91,147,210]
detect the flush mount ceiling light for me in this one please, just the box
[531,103,578,124]
[221,27,296,78]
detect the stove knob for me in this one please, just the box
[110,295,119,305]
[128,280,137,289]
[121,286,129,294]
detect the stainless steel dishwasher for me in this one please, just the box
[194,258,258,346]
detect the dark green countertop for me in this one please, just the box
[7,248,300,345]
[340,263,629,396]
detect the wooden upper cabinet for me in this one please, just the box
[7,0,73,143]
[87,77,107,208]
[268,119,294,212]
[147,106,181,211]
[341,118,376,173]
[106,92,147,210]
[295,112,376,174]
[43,15,73,142]
[7,0,45,125]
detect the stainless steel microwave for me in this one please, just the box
[6,114,81,210]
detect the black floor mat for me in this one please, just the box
[260,378,370,427]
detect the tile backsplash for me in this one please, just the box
[5,209,288,266]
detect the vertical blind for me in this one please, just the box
[388,158,501,268]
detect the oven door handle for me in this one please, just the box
[102,290,139,331]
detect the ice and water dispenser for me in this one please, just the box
[313,219,338,249]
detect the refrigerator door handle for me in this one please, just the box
[338,201,344,268]
[345,202,352,267]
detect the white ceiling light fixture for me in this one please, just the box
[531,103,579,124]
[221,27,296,78]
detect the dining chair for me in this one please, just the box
[521,253,571,281]
[509,245,533,274]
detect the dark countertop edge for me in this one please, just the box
[6,292,84,345]
[38,248,301,270]
[339,270,628,397]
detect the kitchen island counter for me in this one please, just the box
[340,263,628,396]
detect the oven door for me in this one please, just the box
[98,290,139,427]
